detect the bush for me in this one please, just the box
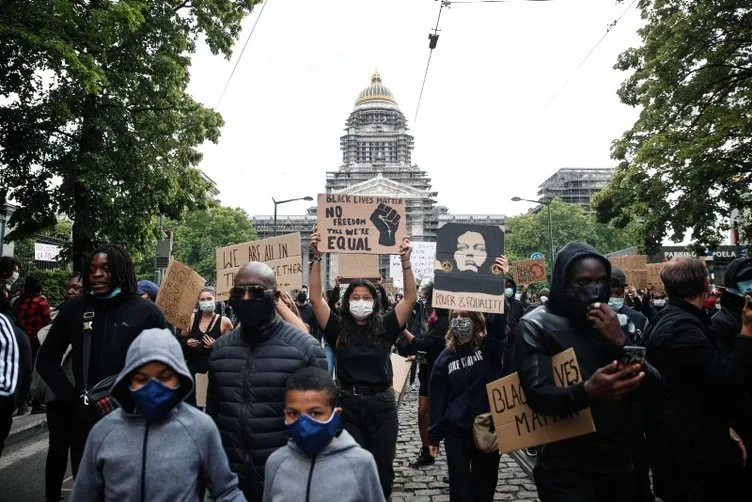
[33,269,72,308]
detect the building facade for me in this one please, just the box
[251,72,505,288]
[535,167,615,214]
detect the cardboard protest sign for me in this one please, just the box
[432,223,506,314]
[609,255,648,289]
[390,241,436,288]
[155,259,206,332]
[316,194,407,255]
[512,259,547,286]
[647,263,666,293]
[195,373,209,408]
[391,353,413,407]
[486,348,595,453]
[337,254,380,281]
[216,233,303,300]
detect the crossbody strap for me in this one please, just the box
[81,311,95,405]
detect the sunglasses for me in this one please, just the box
[230,286,272,300]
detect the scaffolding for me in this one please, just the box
[536,168,615,214]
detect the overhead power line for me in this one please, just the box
[215,0,271,110]
[414,0,449,124]
[543,0,638,110]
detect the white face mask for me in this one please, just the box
[199,300,215,313]
[653,299,666,307]
[6,271,19,286]
[539,296,548,304]
[349,300,374,320]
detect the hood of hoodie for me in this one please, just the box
[547,241,611,320]
[721,257,752,313]
[111,328,194,413]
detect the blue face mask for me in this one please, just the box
[130,379,180,422]
[286,411,341,456]
[504,288,514,299]
[93,287,122,300]
[737,280,752,296]
[608,297,625,311]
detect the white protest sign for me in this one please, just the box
[390,242,436,288]
[34,243,61,262]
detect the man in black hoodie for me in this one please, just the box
[515,241,661,501]
[644,256,752,501]
[37,244,167,476]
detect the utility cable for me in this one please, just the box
[215,0,271,110]
[543,0,638,109]
[414,1,448,124]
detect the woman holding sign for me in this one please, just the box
[427,257,509,502]
[309,227,416,499]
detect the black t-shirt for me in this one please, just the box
[324,309,403,386]
[298,303,322,341]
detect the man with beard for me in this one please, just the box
[515,241,661,501]
[207,262,327,501]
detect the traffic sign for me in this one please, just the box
[530,252,544,260]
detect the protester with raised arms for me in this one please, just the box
[309,226,416,499]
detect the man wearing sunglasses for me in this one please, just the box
[206,262,327,501]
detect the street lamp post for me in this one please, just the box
[512,196,555,270]
[273,196,314,236]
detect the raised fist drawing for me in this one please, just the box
[370,203,401,246]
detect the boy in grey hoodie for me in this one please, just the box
[70,328,245,502]
[263,367,385,502]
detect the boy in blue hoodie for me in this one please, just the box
[70,328,245,502]
[263,367,385,502]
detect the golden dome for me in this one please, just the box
[355,70,398,107]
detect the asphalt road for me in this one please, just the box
[0,432,72,502]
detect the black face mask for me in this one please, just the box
[565,281,610,320]
[230,291,276,331]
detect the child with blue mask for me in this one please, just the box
[70,328,245,502]
[262,367,385,502]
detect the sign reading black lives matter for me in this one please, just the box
[432,223,506,314]
[316,194,407,255]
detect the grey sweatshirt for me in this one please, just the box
[262,429,385,502]
[70,328,246,502]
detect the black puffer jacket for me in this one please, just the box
[207,315,327,500]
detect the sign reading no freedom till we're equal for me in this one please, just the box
[215,233,303,301]
[316,194,407,255]
[485,348,596,453]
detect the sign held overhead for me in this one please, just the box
[316,194,407,255]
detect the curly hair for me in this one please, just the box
[339,279,387,348]
[444,310,486,352]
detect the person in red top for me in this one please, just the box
[15,277,51,367]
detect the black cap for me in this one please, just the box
[611,267,628,288]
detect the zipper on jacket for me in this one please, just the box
[140,422,150,502]
[305,454,316,502]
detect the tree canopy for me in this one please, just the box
[594,0,752,254]
[171,206,257,281]
[505,199,641,264]
[0,0,260,269]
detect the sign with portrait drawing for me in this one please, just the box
[316,194,407,255]
[432,223,506,314]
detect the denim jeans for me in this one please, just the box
[323,342,336,377]
[338,389,398,498]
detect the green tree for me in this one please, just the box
[0,0,260,269]
[136,206,257,283]
[505,199,641,264]
[593,0,752,254]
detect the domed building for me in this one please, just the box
[251,71,506,287]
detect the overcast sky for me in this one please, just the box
[186,0,643,218]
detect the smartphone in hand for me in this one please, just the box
[620,345,646,365]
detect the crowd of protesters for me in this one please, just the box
[0,234,751,502]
